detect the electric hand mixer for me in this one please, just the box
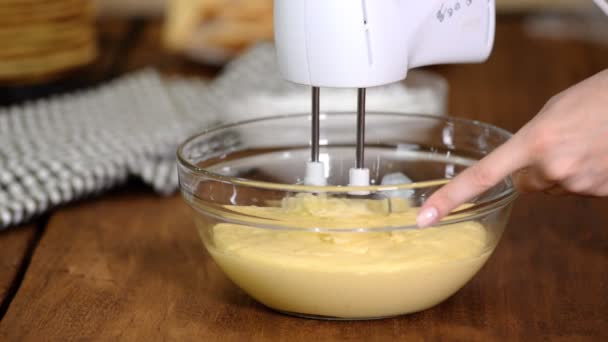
[274,0,496,189]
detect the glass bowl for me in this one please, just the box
[177,112,516,320]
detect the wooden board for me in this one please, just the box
[0,192,607,341]
[0,224,38,306]
[496,0,596,12]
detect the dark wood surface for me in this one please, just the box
[0,224,38,310]
[1,15,607,341]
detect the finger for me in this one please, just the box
[597,182,608,197]
[514,167,554,193]
[544,184,568,196]
[416,136,529,227]
[561,175,594,195]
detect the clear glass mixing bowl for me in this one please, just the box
[177,112,517,320]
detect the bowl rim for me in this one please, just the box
[177,112,518,229]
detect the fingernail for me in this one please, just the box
[417,207,439,228]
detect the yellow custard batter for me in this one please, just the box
[198,195,494,319]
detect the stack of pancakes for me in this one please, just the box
[0,0,97,84]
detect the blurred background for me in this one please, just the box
[0,0,606,105]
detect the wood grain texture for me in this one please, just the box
[1,193,607,341]
[1,15,608,341]
[0,225,38,304]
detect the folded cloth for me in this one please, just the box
[0,70,213,228]
[0,43,446,229]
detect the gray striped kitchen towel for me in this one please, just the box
[0,43,446,229]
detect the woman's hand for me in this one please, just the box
[417,69,608,227]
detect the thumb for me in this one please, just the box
[416,136,528,227]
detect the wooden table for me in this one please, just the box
[1,15,607,341]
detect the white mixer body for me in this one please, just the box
[274,0,496,88]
